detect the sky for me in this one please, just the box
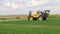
[0,0,60,15]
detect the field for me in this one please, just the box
[0,17,60,34]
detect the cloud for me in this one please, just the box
[4,2,19,9]
[18,0,23,3]
[53,0,60,3]
[0,0,60,15]
[45,6,60,14]
[25,0,51,7]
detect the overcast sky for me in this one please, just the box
[0,0,60,15]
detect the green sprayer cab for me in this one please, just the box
[44,10,50,17]
[41,10,50,20]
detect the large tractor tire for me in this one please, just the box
[28,16,33,21]
[38,16,43,21]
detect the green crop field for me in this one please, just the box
[0,17,60,34]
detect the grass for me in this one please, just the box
[0,17,60,34]
[0,25,60,34]
[0,18,60,26]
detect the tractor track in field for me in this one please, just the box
[0,24,60,29]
